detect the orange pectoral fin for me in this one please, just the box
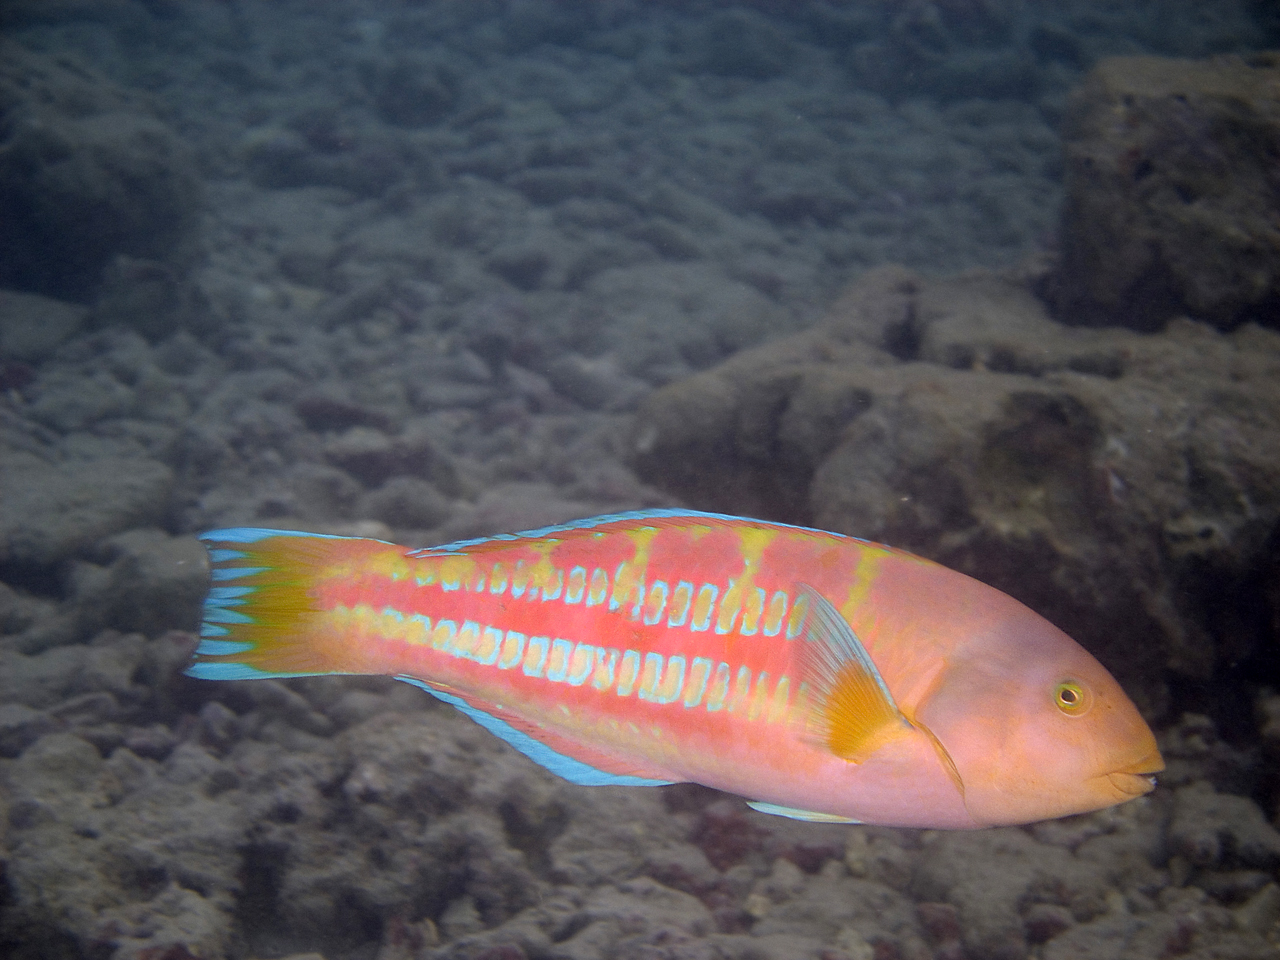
[796,586,912,763]
[795,587,966,795]
[822,661,911,761]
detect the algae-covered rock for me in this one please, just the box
[1169,781,1280,870]
[1049,53,1280,332]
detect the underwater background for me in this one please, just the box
[0,1,1279,958]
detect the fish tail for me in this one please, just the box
[188,528,398,681]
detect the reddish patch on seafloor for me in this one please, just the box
[690,799,769,871]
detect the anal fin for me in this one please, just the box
[747,800,863,824]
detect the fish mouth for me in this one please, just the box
[1102,751,1165,797]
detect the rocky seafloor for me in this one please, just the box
[1,2,1279,959]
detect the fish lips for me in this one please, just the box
[1099,751,1165,798]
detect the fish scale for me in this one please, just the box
[190,509,1163,829]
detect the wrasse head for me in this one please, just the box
[914,600,1163,827]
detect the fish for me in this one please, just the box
[188,509,1163,829]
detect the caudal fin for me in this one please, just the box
[189,528,396,681]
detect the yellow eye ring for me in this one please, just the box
[1054,680,1093,717]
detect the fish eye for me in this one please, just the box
[1053,680,1093,717]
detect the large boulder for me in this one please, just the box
[1047,53,1280,332]
[630,265,1280,714]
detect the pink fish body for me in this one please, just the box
[190,510,1162,828]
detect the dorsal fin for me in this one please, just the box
[795,585,912,763]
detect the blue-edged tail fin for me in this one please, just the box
[189,527,395,681]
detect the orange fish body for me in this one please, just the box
[190,510,1163,828]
